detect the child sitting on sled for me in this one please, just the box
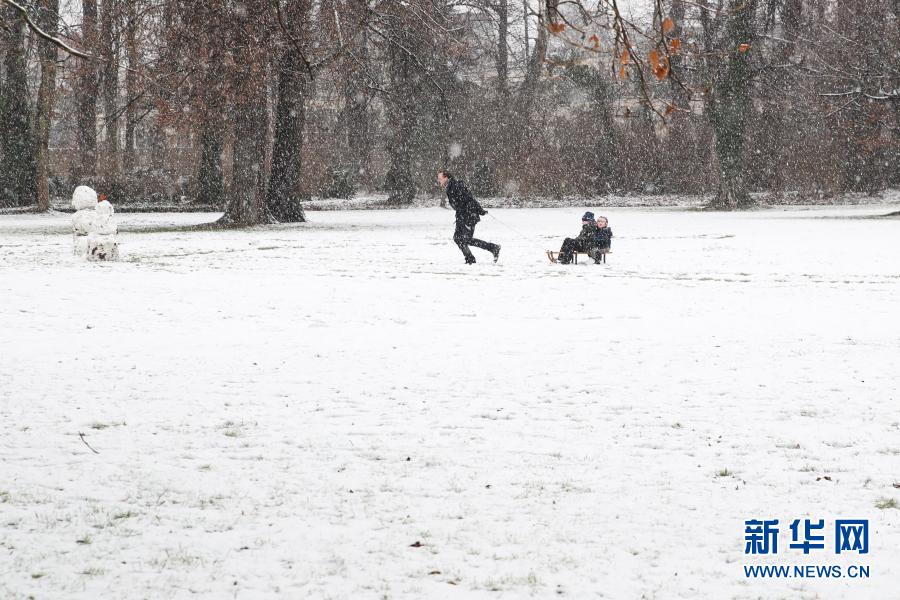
[589,215,612,262]
[553,212,598,264]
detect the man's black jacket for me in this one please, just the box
[446,177,487,225]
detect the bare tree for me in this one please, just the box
[99,0,120,178]
[0,3,35,207]
[383,23,418,204]
[33,0,59,211]
[3,0,897,214]
[219,0,273,226]
[158,0,229,207]
[336,23,374,191]
[74,0,98,180]
[267,0,368,220]
[122,0,139,173]
[705,0,760,209]
[266,0,315,222]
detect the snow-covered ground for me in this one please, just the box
[1,206,898,599]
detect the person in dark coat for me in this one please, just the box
[555,212,598,264]
[589,215,613,262]
[594,216,612,250]
[438,170,501,264]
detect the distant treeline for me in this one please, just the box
[1,0,897,222]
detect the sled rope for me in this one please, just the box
[487,212,531,242]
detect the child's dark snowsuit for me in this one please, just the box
[595,227,612,251]
[557,221,597,264]
[588,226,613,262]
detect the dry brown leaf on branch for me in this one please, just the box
[620,49,630,65]
[618,65,628,79]
[648,49,660,68]
[548,23,566,34]
[654,57,670,80]
[738,43,751,53]
[662,18,675,33]
[589,34,600,49]
[669,38,681,53]
[664,103,676,116]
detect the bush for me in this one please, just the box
[319,166,357,200]
[65,169,181,205]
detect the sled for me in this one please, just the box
[546,249,610,264]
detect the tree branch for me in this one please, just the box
[2,0,93,59]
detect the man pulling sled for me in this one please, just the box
[438,170,501,265]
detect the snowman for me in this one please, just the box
[71,185,119,260]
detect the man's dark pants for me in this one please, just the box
[454,219,498,263]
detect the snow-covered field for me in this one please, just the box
[1,206,898,599]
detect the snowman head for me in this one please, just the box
[72,186,98,210]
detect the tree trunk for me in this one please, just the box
[667,0,690,111]
[195,39,226,208]
[765,0,801,196]
[197,119,225,207]
[515,0,547,153]
[496,0,508,103]
[385,32,417,205]
[34,0,60,212]
[706,0,759,210]
[522,0,529,64]
[432,59,455,197]
[100,0,119,179]
[341,66,370,185]
[590,67,617,193]
[222,82,270,225]
[75,0,98,181]
[123,1,138,173]
[0,7,36,208]
[219,1,271,226]
[266,49,308,222]
[339,27,371,191]
[487,0,510,191]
